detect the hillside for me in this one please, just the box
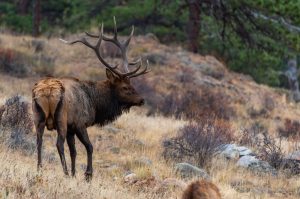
[1,33,300,199]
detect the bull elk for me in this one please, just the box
[32,19,150,180]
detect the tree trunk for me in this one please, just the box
[33,0,41,37]
[186,0,200,53]
[18,0,30,15]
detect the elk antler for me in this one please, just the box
[60,17,150,78]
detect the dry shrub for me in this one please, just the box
[0,95,35,155]
[278,118,300,140]
[0,48,29,76]
[257,133,285,170]
[163,117,234,168]
[0,95,33,134]
[238,122,267,148]
[0,47,54,77]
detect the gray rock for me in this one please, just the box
[104,125,121,134]
[124,173,137,184]
[110,147,120,154]
[237,155,259,167]
[221,144,254,159]
[31,39,45,53]
[144,53,167,65]
[134,156,152,166]
[286,150,300,161]
[145,33,159,42]
[130,139,146,147]
[237,155,277,175]
[175,163,210,179]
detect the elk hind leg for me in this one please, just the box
[54,99,68,175]
[76,128,93,181]
[67,129,76,177]
[32,99,47,170]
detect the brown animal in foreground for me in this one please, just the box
[182,180,221,199]
[32,19,150,180]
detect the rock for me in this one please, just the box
[237,155,277,175]
[110,147,120,154]
[124,173,138,184]
[145,33,159,42]
[221,144,254,159]
[175,163,210,180]
[104,125,121,134]
[283,151,300,175]
[144,53,167,65]
[31,39,45,53]
[130,139,146,147]
[286,150,300,161]
[281,158,300,175]
[134,156,152,166]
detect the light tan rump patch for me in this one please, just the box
[32,78,64,99]
[32,78,65,130]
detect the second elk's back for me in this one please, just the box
[182,180,222,199]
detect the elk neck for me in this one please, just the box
[83,80,128,126]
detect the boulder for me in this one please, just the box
[221,144,254,159]
[286,150,300,161]
[175,163,210,180]
[144,53,167,65]
[237,155,277,175]
[124,173,138,184]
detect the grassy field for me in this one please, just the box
[1,33,300,198]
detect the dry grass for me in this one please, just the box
[1,32,300,199]
[1,109,300,199]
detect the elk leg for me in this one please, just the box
[67,131,76,177]
[36,121,45,170]
[56,132,68,175]
[54,99,68,175]
[76,128,93,181]
[33,99,46,171]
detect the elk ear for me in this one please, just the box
[106,69,117,83]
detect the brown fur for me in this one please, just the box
[32,70,144,179]
[182,180,222,199]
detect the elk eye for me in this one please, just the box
[122,86,129,90]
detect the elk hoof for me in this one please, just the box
[85,172,93,182]
[37,164,43,172]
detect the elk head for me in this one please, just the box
[106,69,144,107]
[60,17,150,108]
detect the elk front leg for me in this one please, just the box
[67,131,77,177]
[76,128,93,181]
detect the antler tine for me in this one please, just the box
[59,24,121,74]
[61,17,150,79]
[128,60,151,78]
[129,57,142,65]
[124,26,134,47]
